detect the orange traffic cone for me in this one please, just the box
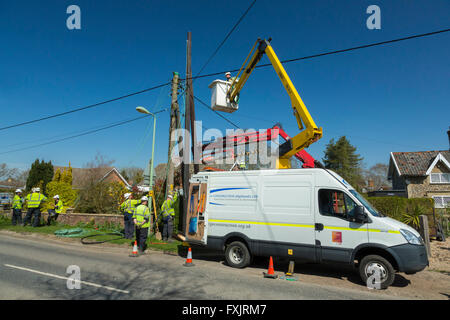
[183,247,195,267]
[263,256,278,279]
[129,241,139,257]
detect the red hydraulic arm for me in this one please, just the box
[201,124,320,168]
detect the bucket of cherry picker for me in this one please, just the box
[209,80,239,113]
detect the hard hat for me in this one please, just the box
[34,187,40,192]
[124,193,131,199]
[168,194,173,199]
[225,72,231,76]
[141,196,149,201]
[15,189,22,193]
[53,195,59,199]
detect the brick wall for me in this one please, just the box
[1,210,124,227]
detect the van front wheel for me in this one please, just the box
[359,255,395,289]
[225,241,251,268]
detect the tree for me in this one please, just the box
[26,159,54,195]
[364,163,389,190]
[75,154,127,214]
[322,136,364,188]
[120,167,144,185]
[44,164,77,212]
[0,163,18,180]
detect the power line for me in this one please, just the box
[1,27,448,132]
[0,82,171,132]
[181,28,450,81]
[192,94,241,129]
[0,108,168,155]
[195,0,257,78]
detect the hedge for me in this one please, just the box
[367,196,436,229]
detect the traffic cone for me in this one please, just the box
[183,247,195,267]
[129,241,139,257]
[263,256,278,279]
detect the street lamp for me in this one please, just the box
[136,106,156,201]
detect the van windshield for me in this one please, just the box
[349,190,384,217]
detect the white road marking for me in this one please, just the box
[4,264,129,294]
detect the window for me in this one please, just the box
[430,173,450,184]
[318,189,358,221]
[432,196,450,208]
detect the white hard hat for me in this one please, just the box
[168,194,173,199]
[124,193,131,199]
[225,72,231,76]
[53,195,59,199]
[34,187,40,192]
[141,196,149,201]
[15,189,22,193]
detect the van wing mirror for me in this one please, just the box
[354,206,367,223]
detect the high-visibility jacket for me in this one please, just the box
[54,200,63,214]
[133,204,150,228]
[25,192,47,208]
[12,195,23,210]
[120,199,140,214]
[161,192,178,218]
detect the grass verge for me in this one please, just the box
[0,214,180,253]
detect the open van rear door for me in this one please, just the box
[184,175,208,245]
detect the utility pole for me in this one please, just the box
[181,31,200,236]
[166,71,180,198]
[187,32,199,175]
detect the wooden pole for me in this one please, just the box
[166,72,180,198]
[419,215,431,257]
[181,32,193,236]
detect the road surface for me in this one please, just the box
[0,232,400,300]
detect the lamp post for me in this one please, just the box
[136,106,156,200]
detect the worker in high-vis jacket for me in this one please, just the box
[12,189,24,226]
[23,187,47,227]
[47,195,63,226]
[132,196,151,254]
[160,189,179,242]
[120,193,141,239]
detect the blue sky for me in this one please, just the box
[0,0,449,173]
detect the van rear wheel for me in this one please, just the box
[359,255,395,289]
[225,241,251,268]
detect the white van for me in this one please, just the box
[184,168,429,288]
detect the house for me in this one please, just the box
[53,166,131,190]
[387,150,450,208]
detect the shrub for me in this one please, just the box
[367,196,435,230]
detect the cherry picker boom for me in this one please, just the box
[226,38,323,169]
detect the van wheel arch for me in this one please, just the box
[353,246,399,272]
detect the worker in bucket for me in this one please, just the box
[225,72,240,106]
[160,189,179,242]
[120,192,141,240]
[132,196,151,255]
[11,189,24,226]
[23,187,47,227]
[47,195,63,226]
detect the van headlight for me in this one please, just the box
[399,229,423,245]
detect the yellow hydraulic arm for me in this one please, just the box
[227,38,323,169]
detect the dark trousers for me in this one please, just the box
[135,227,148,252]
[162,216,174,240]
[47,209,59,225]
[24,207,41,227]
[124,213,135,239]
[12,209,22,225]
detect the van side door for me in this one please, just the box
[314,188,369,264]
[185,182,208,245]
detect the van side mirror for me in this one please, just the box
[354,206,367,223]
